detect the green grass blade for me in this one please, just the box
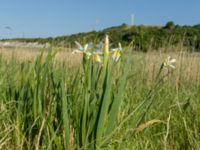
[61,76,70,150]
[105,60,130,136]
[96,63,113,146]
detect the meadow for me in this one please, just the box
[0,38,200,150]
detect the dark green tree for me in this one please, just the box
[164,21,175,30]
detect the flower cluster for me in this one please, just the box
[72,35,122,63]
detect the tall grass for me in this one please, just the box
[0,37,200,149]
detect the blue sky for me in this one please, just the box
[0,0,199,39]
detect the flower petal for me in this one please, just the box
[75,41,83,51]
[84,44,89,51]
[169,64,176,69]
[170,59,176,63]
[93,54,102,63]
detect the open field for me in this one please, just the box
[0,45,200,149]
[1,46,200,83]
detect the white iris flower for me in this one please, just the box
[163,56,176,69]
[111,43,122,61]
[72,41,92,59]
[72,36,123,63]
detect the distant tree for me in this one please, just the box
[164,21,175,30]
[4,22,200,52]
[193,24,200,30]
[121,23,128,26]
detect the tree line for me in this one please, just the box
[2,21,200,52]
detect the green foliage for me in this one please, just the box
[2,22,200,52]
[164,21,175,30]
[0,49,200,149]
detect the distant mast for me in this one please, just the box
[131,13,135,26]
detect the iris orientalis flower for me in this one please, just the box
[94,37,123,62]
[111,43,122,61]
[73,41,92,59]
[163,56,176,69]
[72,36,123,63]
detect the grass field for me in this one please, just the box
[0,39,200,150]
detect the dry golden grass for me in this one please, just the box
[0,46,82,68]
[1,46,200,84]
[134,119,163,132]
[135,51,200,84]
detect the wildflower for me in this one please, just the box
[72,41,92,59]
[72,36,123,63]
[92,53,102,63]
[83,51,92,60]
[111,43,122,61]
[74,41,87,52]
[163,56,176,69]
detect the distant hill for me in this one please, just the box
[2,22,200,52]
